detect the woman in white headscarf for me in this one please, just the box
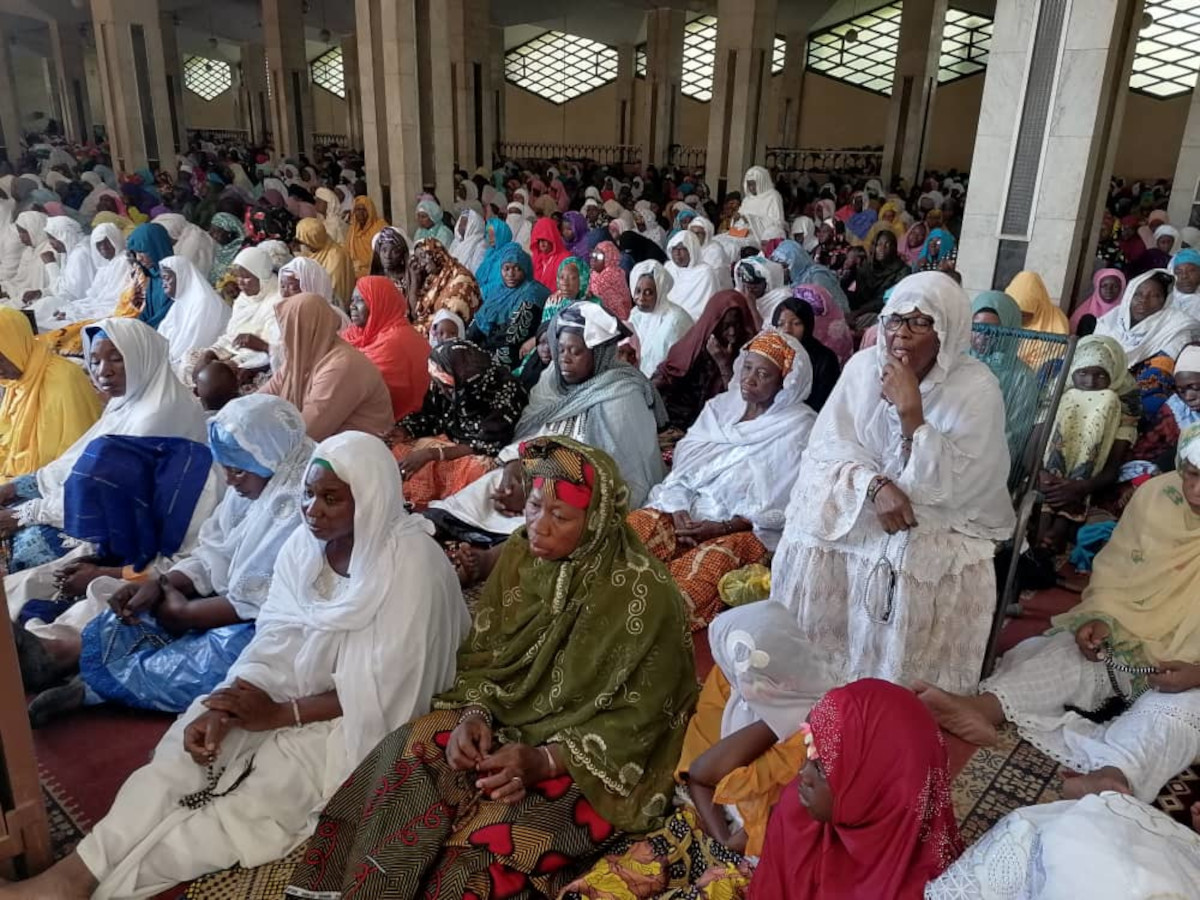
[0,193,23,289]
[630,329,818,629]
[449,208,488,273]
[505,199,534,251]
[628,259,691,378]
[40,223,130,328]
[195,246,282,377]
[314,186,346,244]
[768,272,1016,694]
[21,431,469,900]
[28,217,94,328]
[664,230,722,320]
[633,202,666,248]
[687,216,734,290]
[792,215,819,253]
[158,256,233,379]
[0,318,208,579]
[19,395,315,719]
[5,210,51,305]
[154,213,216,281]
[278,255,347,327]
[739,166,785,237]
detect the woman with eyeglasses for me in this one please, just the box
[764,272,1016,694]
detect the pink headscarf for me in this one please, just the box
[1069,268,1127,331]
[792,283,854,364]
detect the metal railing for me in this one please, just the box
[765,147,883,174]
[495,142,641,166]
[313,132,351,148]
[668,145,707,170]
[185,128,250,145]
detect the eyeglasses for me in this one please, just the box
[881,313,936,335]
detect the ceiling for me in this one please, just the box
[0,0,995,62]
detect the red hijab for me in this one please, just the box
[530,217,571,292]
[750,680,962,900]
[341,276,431,419]
[654,290,755,382]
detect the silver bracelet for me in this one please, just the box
[541,744,556,776]
[458,706,492,726]
[291,698,302,728]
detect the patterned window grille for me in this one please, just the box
[1131,0,1200,98]
[505,31,619,104]
[311,46,346,99]
[634,17,786,100]
[184,55,232,101]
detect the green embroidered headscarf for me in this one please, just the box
[434,436,696,833]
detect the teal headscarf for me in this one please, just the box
[970,289,1037,469]
[127,223,175,329]
[475,217,515,297]
[539,256,598,325]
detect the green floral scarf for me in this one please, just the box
[434,436,697,833]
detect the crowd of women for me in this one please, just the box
[0,133,1198,899]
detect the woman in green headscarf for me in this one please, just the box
[969,290,1039,471]
[286,436,697,899]
[539,255,599,325]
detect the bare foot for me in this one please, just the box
[447,543,505,588]
[0,851,96,898]
[1061,766,1131,800]
[914,681,1001,746]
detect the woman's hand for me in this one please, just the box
[873,482,917,534]
[490,460,526,517]
[1074,619,1111,662]
[675,517,731,548]
[518,336,537,359]
[236,365,265,387]
[447,715,493,771]
[1148,661,1200,694]
[232,333,269,353]
[400,448,436,480]
[0,481,17,506]
[55,560,105,598]
[0,508,18,539]
[475,743,552,804]
[706,334,735,372]
[1042,475,1089,509]
[386,424,413,447]
[20,290,41,306]
[184,709,232,765]
[880,360,923,422]
[203,678,288,732]
[108,579,164,623]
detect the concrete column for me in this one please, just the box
[639,8,684,170]
[89,0,176,171]
[340,35,362,150]
[0,27,19,161]
[705,0,778,197]
[614,43,635,148]
[881,0,947,189]
[157,12,185,154]
[1168,88,1200,229]
[445,0,492,173]
[240,43,270,145]
[488,24,505,153]
[48,21,94,144]
[261,0,315,159]
[417,0,455,200]
[958,0,1142,307]
[774,28,806,148]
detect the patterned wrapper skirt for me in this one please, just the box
[285,708,624,899]
[391,438,498,510]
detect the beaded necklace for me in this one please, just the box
[1096,641,1160,700]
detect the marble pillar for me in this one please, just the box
[488,24,505,153]
[640,8,684,170]
[340,35,362,150]
[89,0,176,171]
[957,0,1142,307]
[444,0,492,173]
[241,43,270,146]
[48,21,94,144]
[614,43,635,148]
[157,12,185,154]
[0,28,19,162]
[261,0,315,159]
[882,0,947,189]
[774,28,806,149]
[417,0,455,199]
[705,0,778,197]
[1168,87,1200,229]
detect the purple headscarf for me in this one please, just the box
[562,210,590,258]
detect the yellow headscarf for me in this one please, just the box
[92,210,136,238]
[297,217,356,304]
[1006,270,1070,335]
[345,195,386,277]
[863,200,907,249]
[0,308,103,479]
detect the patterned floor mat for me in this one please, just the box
[41,768,89,861]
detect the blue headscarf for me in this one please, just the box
[63,436,213,571]
[770,240,851,313]
[1174,247,1200,270]
[473,243,550,336]
[126,222,175,329]
[474,217,514,298]
[918,228,957,266]
[208,419,275,479]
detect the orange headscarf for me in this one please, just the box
[341,276,432,419]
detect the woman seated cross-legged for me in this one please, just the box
[4,432,470,899]
[283,437,697,899]
[628,329,817,630]
[16,395,314,722]
[920,423,1200,805]
[390,340,529,508]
